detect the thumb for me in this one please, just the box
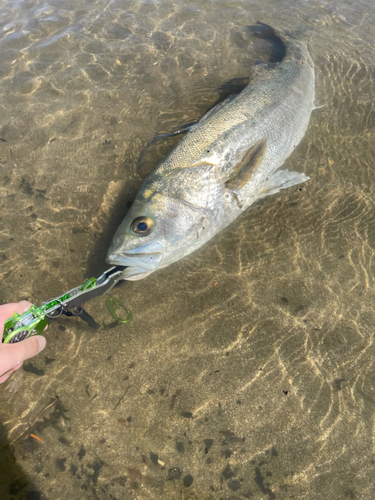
[1,335,46,370]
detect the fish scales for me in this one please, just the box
[107,24,315,280]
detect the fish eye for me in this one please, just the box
[130,216,154,236]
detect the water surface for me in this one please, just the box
[1,0,375,499]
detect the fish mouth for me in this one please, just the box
[106,251,164,280]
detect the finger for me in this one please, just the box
[0,301,33,332]
[0,362,23,384]
[0,302,48,335]
[0,335,46,371]
[0,301,33,319]
[0,370,12,384]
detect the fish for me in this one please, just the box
[106,23,315,280]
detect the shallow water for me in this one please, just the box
[1,0,375,498]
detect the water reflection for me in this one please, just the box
[1,0,375,498]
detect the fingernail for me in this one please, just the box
[20,301,34,312]
[37,336,46,353]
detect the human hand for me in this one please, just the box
[0,301,46,384]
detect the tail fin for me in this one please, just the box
[248,22,286,62]
[250,22,314,66]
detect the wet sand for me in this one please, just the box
[1,0,375,498]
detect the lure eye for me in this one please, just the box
[130,216,154,236]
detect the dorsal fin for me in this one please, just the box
[199,94,237,123]
[225,138,268,190]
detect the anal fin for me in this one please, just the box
[257,169,310,199]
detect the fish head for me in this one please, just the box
[106,186,207,280]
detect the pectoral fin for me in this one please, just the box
[225,138,268,191]
[257,169,310,199]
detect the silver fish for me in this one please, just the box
[107,23,315,280]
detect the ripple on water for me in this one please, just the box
[1,1,375,499]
